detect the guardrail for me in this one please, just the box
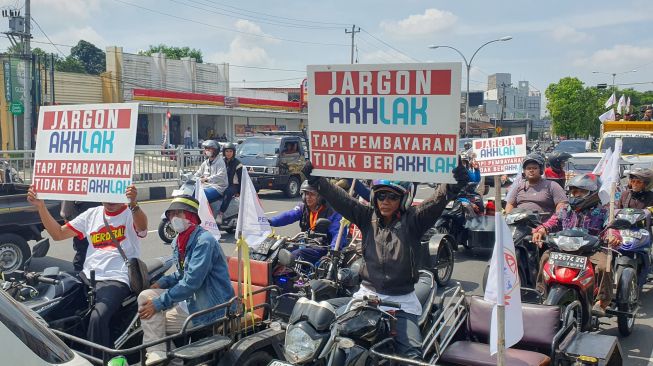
[0,147,205,184]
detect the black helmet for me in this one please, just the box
[300,180,318,194]
[522,153,545,172]
[567,173,601,210]
[628,168,653,190]
[463,141,472,150]
[222,142,237,155]
[548,151,572,170]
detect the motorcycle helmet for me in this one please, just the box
[222,142,237,156]
[201,140,220,158]
[567,173,601,210]
[548,151,572,170]
[522,153,545,175]
[628,168,653,191]
[370,180,414,212]
[463,141,472,151]
[300,180,325,205]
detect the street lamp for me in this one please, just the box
[429,36,512,137]
[592,69,637,90]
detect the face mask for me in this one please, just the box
[170,216,191,233]
[204,151,213,158]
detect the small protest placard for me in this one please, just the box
[472,134,527,176]
[307,63,462,183]
[32,103,139,203]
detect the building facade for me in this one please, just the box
[484,73,541,120]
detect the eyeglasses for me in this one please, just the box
[376,191,401,202]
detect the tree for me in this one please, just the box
[545,77,604,138]
[138,44,203,63]
[55,56,85,73]
[70,40,105,75]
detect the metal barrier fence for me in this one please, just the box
[0,147,205,184]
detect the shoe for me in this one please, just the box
[145,351,167,366]
[216,213,223,225]
[591,302,606,317]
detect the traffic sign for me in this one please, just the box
[495,127,502,134]
[10,101,23,115]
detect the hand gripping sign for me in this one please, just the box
[307,63,462,184]
[32,103,139,203]
[471,134,528,176]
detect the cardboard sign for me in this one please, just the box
[32,103,139,203]
[307,63,461,183]
[472,135,527,176]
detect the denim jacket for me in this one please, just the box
[153,226,235,325]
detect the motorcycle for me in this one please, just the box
[158,171,239,243]
[269,270,438,366]
[0,159,23,183]
[542,227,640,336]
[1,240,174,349]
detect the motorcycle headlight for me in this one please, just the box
[284,327,321,363]
[552,236,587,251]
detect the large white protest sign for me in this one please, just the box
[32,103,139,203]
[472,134,527,176]
[307,63,461,183]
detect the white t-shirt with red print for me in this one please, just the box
[67,205,144,286]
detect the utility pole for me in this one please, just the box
[345,24,360,64]
[23,0,31,150]
[497,83,509,134]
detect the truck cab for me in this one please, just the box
[236,131,308,197]
[599,121,653,156]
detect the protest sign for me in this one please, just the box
[472,134,527,176]
[32,103,139,203]
[307,63,462,183]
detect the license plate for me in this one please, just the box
[549,252,587,269]
[268,361,293,366]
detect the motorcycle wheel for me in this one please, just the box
[158,219,176,244]
[240,351,273,366]
[617,267,638,336]
[436,226,460,250]
[0,233,30,273]
[434,237,454,286]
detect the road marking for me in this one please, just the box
[147,229,158,234]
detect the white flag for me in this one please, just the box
[598,109,615,123]
[598,139,622,205]
[626,96,631,111]
[195,180,221,241]
[592,147,612,175]
[617,95,626,114]
[236,168,272,250]
[604,92,616,108]
[484,213,524,355]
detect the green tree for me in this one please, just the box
[545,77,604,138]
[138,44,203,63]
[70,40,105,75]
[55,56,85,73]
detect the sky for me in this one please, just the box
[6,0,653,99]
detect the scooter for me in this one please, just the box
[542,228,640,336]
[158,172,239,243]
[1,240,174,349]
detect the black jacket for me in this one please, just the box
[315,178,448,295]
[617,189,653,210]
[224,157,243,191]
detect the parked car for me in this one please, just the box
[0,183,62,273]
[554,139,593,154]
[236,131,309,197]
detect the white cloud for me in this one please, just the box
[359,49,414,64]
[380,8,457,38]
[37,0,101,21]
[573,44,653,69]
[550,25,590,44]
[208,20,277,65]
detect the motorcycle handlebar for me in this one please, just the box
[37,276,59,285]
[379,300,402,309]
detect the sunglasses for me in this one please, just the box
[376,191,401,202]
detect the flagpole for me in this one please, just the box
[333,179,357,251]
[605,138,621,274]
[494,175,506,366]
[236,171,248,331]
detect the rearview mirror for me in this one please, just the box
[278,249,295,267]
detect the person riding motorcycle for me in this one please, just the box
[216,142,243,224]
[616,168,653,209]
[505,153,568,218]
[194,140,228,202]
[532,173,621,316]
[268,180,346,264]
[461,151,481,184]
[301,161,469,360]
[545,151,572,188]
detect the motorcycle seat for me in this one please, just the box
[143,258,166,274]
[440,341,550,366]
[414,271,436,327]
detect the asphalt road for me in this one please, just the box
[30,186,653,365]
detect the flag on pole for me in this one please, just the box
[236,168,272,250]
[626,96,631,112]
[592,147,612,175]
[195,180,221,241]
[598,109,615,123]
[484,213,524,355]
[598,139,622,205]
[604,92,616,108]
[617,95,626,114]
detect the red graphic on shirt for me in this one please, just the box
[89,225,126,250]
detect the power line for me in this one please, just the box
[228,64,305,73]
[30,17,65,57]
[359,28,421,62]
[112,0,349,47]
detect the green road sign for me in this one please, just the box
[10,101,23,115]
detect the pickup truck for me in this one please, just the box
[0,183,62,273]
